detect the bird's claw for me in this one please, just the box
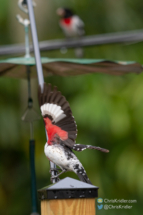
[50,168,61,183]
[51,175,58,179]
[50,176,60,183]
[49,168,61,174]
[50,168,67,183]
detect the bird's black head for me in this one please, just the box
[63,8,74,18]
[22,0,27,5]
[57,8,74,18]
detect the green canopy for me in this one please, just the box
[0,57,142,79]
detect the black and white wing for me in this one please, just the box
[38,83,77,148]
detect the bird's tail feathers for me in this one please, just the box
[72,143,109,153]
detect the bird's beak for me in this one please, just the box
[56,8,65,17]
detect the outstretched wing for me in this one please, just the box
[38,83,77,148]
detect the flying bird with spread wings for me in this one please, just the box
[38,83,109,184]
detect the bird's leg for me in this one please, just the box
[49,168,62,174]
[50,168,61,183]
[51,168,67,179]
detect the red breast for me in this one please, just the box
[60,17,72,26]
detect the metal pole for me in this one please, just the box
[29,139,38,214]
[25,66,39,215]
[26,0,57,183]
[27,0,44,89]
[25,24,31,58]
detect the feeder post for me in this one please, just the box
[38,177,98,215]
[26,0,44,89]
[27,0,57,183]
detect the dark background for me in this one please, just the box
[0,0,143,214]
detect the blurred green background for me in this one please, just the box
[0,0,143,214]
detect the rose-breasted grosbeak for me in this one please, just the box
[57,8,84,58]
[38,83,109,184]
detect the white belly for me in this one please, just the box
[60,25,75,37]
[44,143,77,171]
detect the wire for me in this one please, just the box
[0,29,143,56]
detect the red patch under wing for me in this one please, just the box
[44,118,68,145]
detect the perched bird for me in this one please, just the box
[38,83,109,184]
[56,7,85,58]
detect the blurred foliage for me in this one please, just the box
[0,0,143,215]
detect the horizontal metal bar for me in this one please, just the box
[1,29,143,56]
